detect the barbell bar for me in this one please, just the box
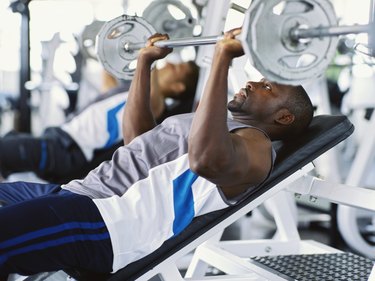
[124,35,224,51]
[124,23,373,52]
[96,0,374,85]
[230,3,247,14]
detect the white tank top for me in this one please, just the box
[63,114,275,272]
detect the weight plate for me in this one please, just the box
[142,0,195,39]
[79,20,105,60]
[241,0,339,85]
[96,15,156,80]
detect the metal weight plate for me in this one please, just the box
[241,0,339,85]
[142,0,195,39]
[96,15,156,80]
[79,20,105,60]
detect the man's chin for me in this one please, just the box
[227,101,242,113]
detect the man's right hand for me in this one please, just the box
[215,27,244,60]
[138,33,173,64]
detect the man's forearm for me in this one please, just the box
[123,57,157,145]
[190,50,232,146]
[122,33,172,145]
[188,26,244,179]
[188,49,235,172]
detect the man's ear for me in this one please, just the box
[275,108,295,125]
[170,82,186,94]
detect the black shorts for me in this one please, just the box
[0,184,113,278]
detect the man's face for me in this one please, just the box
[228,79,291,121]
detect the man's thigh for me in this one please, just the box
[0,182,61,206]
[0,191,113,277]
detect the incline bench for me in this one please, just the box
[23,114,374,281]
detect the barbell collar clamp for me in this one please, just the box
[290,23,374,42]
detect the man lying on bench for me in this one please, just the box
[0,61,199,183]
[0,28,313,280]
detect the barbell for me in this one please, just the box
[96,0,374,85]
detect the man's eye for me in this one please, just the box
[264,84,271,90]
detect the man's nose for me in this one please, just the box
[246,82,254,91]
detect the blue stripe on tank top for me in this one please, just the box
[104,101,126,148]
[0,221,106,249]
[0,232,110,266]
[172,169,198,236]
[38,140,47,170]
